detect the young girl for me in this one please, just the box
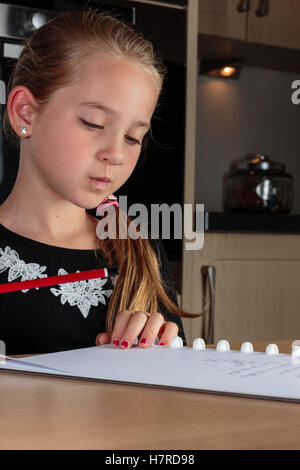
[0,10,191,355]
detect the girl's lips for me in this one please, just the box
[89,177,111,188]
[90,176,112,182]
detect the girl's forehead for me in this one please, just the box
[53,56,159,114]
[77,55,159,94]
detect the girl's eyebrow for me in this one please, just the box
[78,101,150,130]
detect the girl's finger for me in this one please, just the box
[157,321,179,346]
[111,310,135,346]
[95,332,111,346]
[138,312,165,348]
[118,311,150,348]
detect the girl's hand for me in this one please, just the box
[95,310,179,349]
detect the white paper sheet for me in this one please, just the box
[1,344,300,402]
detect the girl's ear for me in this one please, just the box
[7,85,38,137]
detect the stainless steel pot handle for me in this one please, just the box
[201,265,216,344]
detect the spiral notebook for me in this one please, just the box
[1,343,300,402]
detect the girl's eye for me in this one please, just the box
[81,118,141,145]
[81,118,103,130]
[125,135,141,146]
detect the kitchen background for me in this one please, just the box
[181,0,300,346]
[196,64,300,213]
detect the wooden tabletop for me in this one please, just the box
[0,340,300,450]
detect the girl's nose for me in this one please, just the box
[96,136,124,165]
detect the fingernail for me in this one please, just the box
[159,342,165,346]
[121,340,129,348]
[113,339,119,346]
[140,338,147,345]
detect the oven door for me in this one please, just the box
[0,3,57,203]
[0,53,20,204]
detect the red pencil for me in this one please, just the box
[0,267,119,294]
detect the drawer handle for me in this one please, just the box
[201,265,216,344]
[236,0,250,13]
[255,0,268,17]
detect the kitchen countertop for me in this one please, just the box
[204,211,300,233]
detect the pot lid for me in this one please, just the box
[230,153,286,172]
[247,154,285,171]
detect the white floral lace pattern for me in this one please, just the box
[50,268,113,318]
[0,245,114,318]
[0,246,47,292]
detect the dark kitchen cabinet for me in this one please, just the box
[198,0,300,51]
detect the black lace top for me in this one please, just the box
[0,218,186,354]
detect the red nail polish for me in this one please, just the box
[113,339,119,346]
[159,342,165,346]
[121,340,129,348]
[140,338,147,344]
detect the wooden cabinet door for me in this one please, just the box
[182,233,300,346]
[198,0,247,40]
[213,259,300,343]
[248,0,300,50]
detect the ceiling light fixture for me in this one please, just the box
[200,58,244,80]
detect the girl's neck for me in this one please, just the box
[0,197,99,250]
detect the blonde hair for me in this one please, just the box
[3,10,197,333]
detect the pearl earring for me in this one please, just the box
[20,126,27,136]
